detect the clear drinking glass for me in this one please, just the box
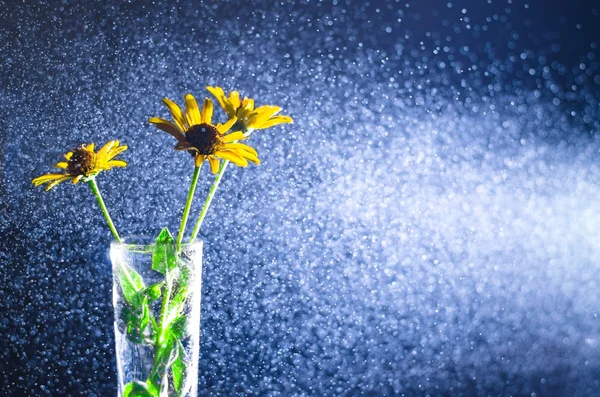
[110,237,203,397]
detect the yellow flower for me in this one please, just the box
[32,140,128,191]
[206,86,293,133]
[149,93,260,173]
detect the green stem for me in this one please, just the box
[150,315,159,335]
[158,274,172,345]
[189,160,230,242]
[88,178,122,243]
[176,165,202,246]
[149,272,174,391]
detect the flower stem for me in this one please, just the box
[189,160,230,242]
[176,165,202,246]
[158,273,172,345]
[88,179,122,243]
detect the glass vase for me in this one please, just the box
[110,237,203,397]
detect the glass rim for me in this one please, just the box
[110,235,204,252]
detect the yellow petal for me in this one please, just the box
[228,91,241,109]
[241,97,254,111]
[162,97,188,131]
[216,116,238,134]
[149,117,187,143]
[54,162,68,169]
[222,131,245,143]
[194,154,206,167]
[185,93,201,126]
[224,142,258,156]
[64,152,73,160]
[107,145,128,161]
[106,160,127,168]
[209,156,220,174]
[72,175,83,184]
[245,152,260,164]
[223,147,260,164]
[254,115,293,129]
[45,175,73,191]
[236,98,255,121]
[216,149,248,167]
[101,140,118,150]
[98,140,117,157]
[236,109,250,122]
[247,106,281,127]
[206,86,227,110]
[86,143,95,152]
[107,147,127,161]
[201,98,213,124]
[32,173,67,186]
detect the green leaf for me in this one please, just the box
[145,282,163,302]
[146,381,159,397]
[155,227,174,245]
[114,260,154,343]
[123,380,155,397]
[147,338,178,393]
[171,341,185,393]
[169,315,187,340]
[165,288,188,328]
[168,266,189,310]
[116,263,145,305]
[120,290,154,345]
[152,228,177,275]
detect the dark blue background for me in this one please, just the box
[1,0,600,395]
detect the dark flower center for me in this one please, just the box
[186,123,221,155]
[67,146,96,176]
